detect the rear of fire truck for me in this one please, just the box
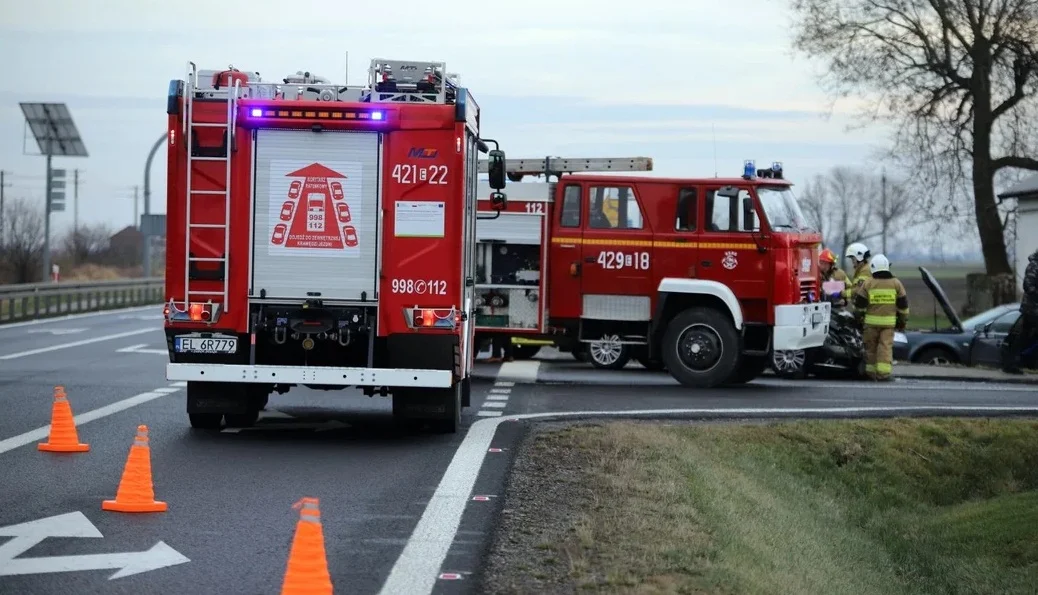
[162,58,508,434]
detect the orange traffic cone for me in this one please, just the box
[102,425,167,513]
[281,497,333,595]
[38,386,89,453]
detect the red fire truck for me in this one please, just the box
[162,58,509,433]
[473,157,831,387]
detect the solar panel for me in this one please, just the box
[19,102,88,157]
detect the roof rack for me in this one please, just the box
[478,156,654,181]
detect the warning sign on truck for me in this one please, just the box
[267,161,363,258]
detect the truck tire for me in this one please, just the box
[726,355,768,384]
[588,334,631,370]
[661,307,740,388]
[512,344,542,360]
[771,349,808,379]
[189,413,223,430]
[430,382,462,434]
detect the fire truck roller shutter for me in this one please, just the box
[475,213,542,244]
[251,129,380,301]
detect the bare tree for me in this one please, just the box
[0,198,46,284]
[61,223,113,266]
[798,166,920,256]
[788,0,1038,303]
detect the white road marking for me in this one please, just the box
[488,388,510,394]
[378,404,1038,595]
[115,343,168,355]
[26,328,87,336]
[0,511,190,579]
[481,401,507,409]
[485,394,509,401]
[493,381,515,388]
[497,360,540,383]
[0,328,157,360]
[0,384,183,455]
[476,411,503,417]
[0,305,157,331]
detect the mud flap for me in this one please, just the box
[186,381,251,415]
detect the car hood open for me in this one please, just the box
[918,266,963,332]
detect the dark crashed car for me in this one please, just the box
[893,266,1022,367]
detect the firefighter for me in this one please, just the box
[842,242,873,302]
[852,254,909,381]
[1003,246,1038,374]
[819,248,850,303]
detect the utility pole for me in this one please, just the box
[0,170,7,247]
[880,169,888,254]
[73,168,80,233]
[133,185,139,229]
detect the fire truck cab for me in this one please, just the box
[162,58,508,433]
[474,158,831,387]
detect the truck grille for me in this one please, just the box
[799,278,815,302]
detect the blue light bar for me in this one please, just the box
[743,159,755,179]
[371,111,384,121]
[250,108,262,117]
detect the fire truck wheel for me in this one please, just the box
[189,413,223,430]
[771,349,808,379]
[725,355,768,384]
[661,307,740,387]
[430,382,463,434]
[588,334,632,370]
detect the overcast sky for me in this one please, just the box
[1,0,893,237]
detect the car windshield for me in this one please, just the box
[756,186,812,232]
[960,305,1018,330]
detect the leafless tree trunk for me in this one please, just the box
[0,198,46,284]
[789,0,1038,303]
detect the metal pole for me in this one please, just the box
[73,168,79,233]
[142,132,165,277]
[0,170,6,247]
[133,185,139,230]
[43,153,52,282]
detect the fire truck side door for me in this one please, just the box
[580,183,655,320]
[653,185,701,283]
[698,186,770,313]
[547,183,584,319]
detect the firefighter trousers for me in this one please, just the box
[863,326,894,380]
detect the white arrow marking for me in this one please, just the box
[0,511,189,580]
[116,343,167,355]
[222,420,349,434]
[27,328,86,336]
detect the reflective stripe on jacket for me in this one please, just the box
[852,276,909,328]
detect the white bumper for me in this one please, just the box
[166,363,453,388]
[772,302,831,351]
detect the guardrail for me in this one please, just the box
[0,278,165,324]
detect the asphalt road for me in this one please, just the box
[2,308,1037,595]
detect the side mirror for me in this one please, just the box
[982,321,994,335]
[742,197,757,231]
[489,191,507,211]
[487,149,507,190]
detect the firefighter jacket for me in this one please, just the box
[1022,248,1038,319]
[842,260,872,300]
[852,272,910,329]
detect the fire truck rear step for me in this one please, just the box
[166,363,453,388]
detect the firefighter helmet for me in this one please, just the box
[819,248,837,264]
[845,242,870,263]
[870,254,891,274]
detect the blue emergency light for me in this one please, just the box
[743,159,755,179]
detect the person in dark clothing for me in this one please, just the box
[485,335,514,363]
[1003,247,1038,374]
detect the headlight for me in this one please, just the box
[893,332,907,344]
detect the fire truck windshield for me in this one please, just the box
[757,185,811,232]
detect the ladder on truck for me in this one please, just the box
[180,62,242,313]
[477,156,654,181]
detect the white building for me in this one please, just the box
[999,172,1038,292]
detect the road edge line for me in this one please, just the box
[0,384,183,455]
[377,404,1038,595]
[0,328,157,360]
[0,305,159,330]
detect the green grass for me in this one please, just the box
[527,418,1038,594]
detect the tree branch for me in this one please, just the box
[992,155,1038,172]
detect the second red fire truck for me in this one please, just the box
[473,157,832,386]
[162,58,509,433]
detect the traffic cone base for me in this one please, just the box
[38,386,89,453]
[102,425,167,514]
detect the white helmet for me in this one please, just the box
[870,254,891,274]
[845,242,870,263]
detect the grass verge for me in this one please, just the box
[481,418,1038,595]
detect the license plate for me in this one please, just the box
[175,337,237,354]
